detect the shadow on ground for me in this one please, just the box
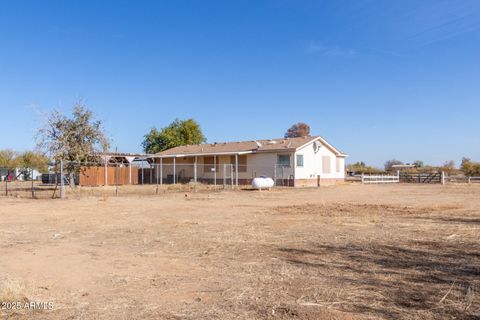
[278,240,480,319]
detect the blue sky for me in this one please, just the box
[0,0,479,167]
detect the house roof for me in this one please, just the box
[153,136,347,158]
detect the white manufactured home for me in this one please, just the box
[151,135,347,187]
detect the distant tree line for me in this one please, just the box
[460,158,480,176]
[0,149,49,180]
[348,158,479,176]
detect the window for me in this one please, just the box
[322,156,331,174]
[277,155,291,167]
[296,154,304,167]
[336,158,341,173]
[230,155,247,172]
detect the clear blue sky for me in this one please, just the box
[1,0,479,167]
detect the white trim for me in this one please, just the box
[152,150,254,158]
[296,136,348,157]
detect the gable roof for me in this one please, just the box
[154,136,347,158]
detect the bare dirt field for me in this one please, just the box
[0,184,479,319]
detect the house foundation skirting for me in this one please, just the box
[294,178,344,187]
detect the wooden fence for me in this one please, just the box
[399,172,442,184]
[79,166,139,186]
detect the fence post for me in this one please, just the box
[273,165,277,188]
[361,173,364,184]
[230,164,234,189]
[104,159,108,186]
[160,158,163,186]
[5,171,8,196]
[468,176,471,184]
[31,168,35,198]
[156,163,159,194]
[115,163,119,196]
[441,171,445,185]
[150,164,153,185]
[223,163,226,189]
[60,160,65,199]
[194,156,197,193]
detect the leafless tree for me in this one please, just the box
[384,159,403,172]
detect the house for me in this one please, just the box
[0,168,42,181]
[150,135,347,187]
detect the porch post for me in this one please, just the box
[160,158,163,185]
[125,156,135,185]
[223,163,226,189]
[235,154,239,187]
[194,156,197,193]
[149,163,153,184]
[173,157,176,184]
[129,165,132,185]
[214,155,217,186]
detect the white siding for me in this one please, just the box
[294,139,345,180]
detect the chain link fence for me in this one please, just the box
[0,158,298,199]
[0,167,57,199]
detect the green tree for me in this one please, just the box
[0,150,20,182]
[142,118,206,154]
[0,150,18,169]
[37,102,110,187]
[413,160,424,168]
[460,157,480,176]
[17,151,50,179]
[347,161,383,174]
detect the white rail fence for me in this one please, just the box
[360,173,480,185]
[446,175,480,184]
[361,173,400,184]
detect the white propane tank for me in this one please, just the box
[252,176,275,190]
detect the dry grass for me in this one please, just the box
[0,278,31,304]
[0,184,479,319]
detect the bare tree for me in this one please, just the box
[284,123,311,138]
[384,159,403,172]
[441,160,456,175]
[37,101,110,188]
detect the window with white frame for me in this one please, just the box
[296,154,304,167]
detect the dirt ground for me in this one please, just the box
[0,184,479,320]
